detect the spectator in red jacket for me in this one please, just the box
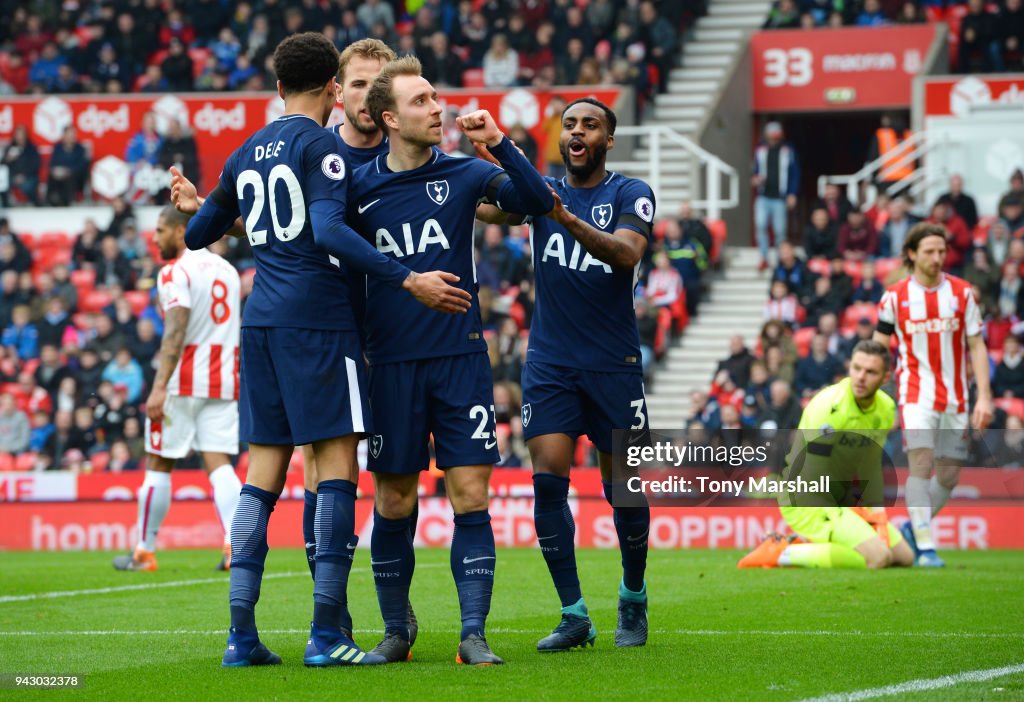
[838,208,878,261]
[928,195,972,273]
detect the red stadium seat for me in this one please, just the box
[654,307,672,358]
[236,451,249,475]
[0,453,15,471]
[794,326,816,357]
[652,219,669,242]
[15,452,36,471]
[38,231,72,249]
[843,302,878,329]
[995,397,1024,419]
[124,290,150,317]
[874,257,903,283]
[80,289,113,314]
[807,257,831,277]
[461,68,485,88]
[188,48,210,79]
[32,247,72,273]
[508,300,525,329]
[70,268,96,293]
[91,451,110,472]
[706,218,727,266]
[671,289,688,333]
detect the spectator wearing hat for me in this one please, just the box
[998,189,1024,238]
[753,121,800,270]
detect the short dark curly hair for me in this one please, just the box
[272,32,339,96]
[562,97,617,136]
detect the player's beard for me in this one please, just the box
[561,141,608,182]
[345,105,378,135]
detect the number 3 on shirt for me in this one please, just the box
[211,279,231,324]
[237,166,305,246]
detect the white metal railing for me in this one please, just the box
[817,130,948,206]
[606,125,739,220]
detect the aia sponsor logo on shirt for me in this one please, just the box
[904,317,960,334]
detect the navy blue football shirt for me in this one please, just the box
[348,139,552,364]
[528,172,656,372]
[187,115,409,331]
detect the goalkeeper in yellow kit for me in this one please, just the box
[739,340,915,569]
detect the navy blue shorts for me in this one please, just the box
[367,352,499,473]
[239,327,372,445]
[521,360,648,454]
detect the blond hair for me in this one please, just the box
[366,55,424,134]
[338,38,396,82]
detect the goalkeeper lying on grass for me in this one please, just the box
[739,340,915,570]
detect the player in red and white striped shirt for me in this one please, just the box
[114,206,243,573]
[874,222,993,567]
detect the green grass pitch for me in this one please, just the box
[1,548,1023,701]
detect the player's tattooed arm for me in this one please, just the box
[546,188,646,269]
[146,306,189,423]
[169,167,245,239]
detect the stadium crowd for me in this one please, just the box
[0,0,695,100]
[762,0,1024,73]
[693,168,1024,468]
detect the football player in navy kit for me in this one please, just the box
[350,56,554,666]
[525,98,656,652]
[180,33,469,669]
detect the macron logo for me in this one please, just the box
[357,199,381,214]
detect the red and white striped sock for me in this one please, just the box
[136,470,171,552]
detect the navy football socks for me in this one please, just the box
[312,479,358,638]
[228,484,278,634]
[450,510,496,640]
[533,473,583,608]
[371,509,416,639]
[603,481,650,593]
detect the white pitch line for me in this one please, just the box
[0,628,1021,639]
[0,571,306,604]
[797,662,1024,702]
[0,564,445,604]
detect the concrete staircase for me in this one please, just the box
[613,0,772,217]
[646,247,766,430]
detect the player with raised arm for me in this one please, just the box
[738,340,915,570]
[482,98,656,651]
[112,206,243,574]
[873,223,993,567]
[350,56,554,666]
[180,33,470,668]
[169,39,407,590]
